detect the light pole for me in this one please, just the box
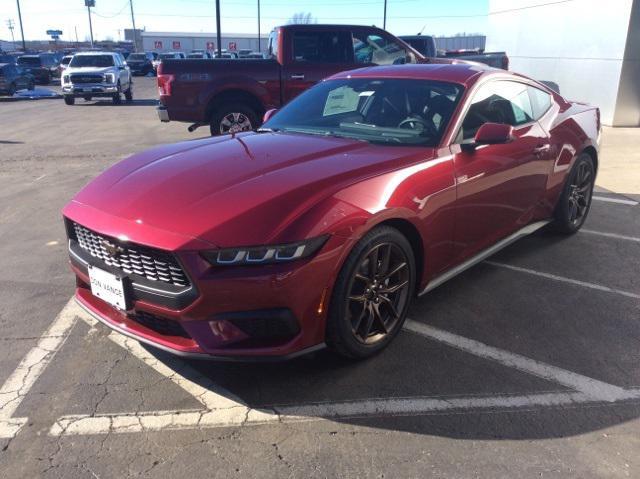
[257,0,261,52]
[85,0,95,48]
[15,0,26,51]
[215,0,222,58]
[6,19,16,49]
[383,0,387,29]
[129,0,138,51]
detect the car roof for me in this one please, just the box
[74,51,117,56]
[327,63,503,87]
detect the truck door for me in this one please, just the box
[281,30,357,103]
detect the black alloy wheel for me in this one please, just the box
[552,153,595,234]
[327,226,415,358]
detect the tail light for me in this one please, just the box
[501,55,509,71]
[157,66,174,96]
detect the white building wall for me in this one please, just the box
[486,0,636,126]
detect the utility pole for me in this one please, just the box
[15,0,26,51]
[215,0,222,58]
[257,0,261,52]
[86,0,95,48]
[6,19,16,49]
[129,0,138,51]
[383,0,387,29]
[75,25,79,46]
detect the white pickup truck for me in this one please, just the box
[61,51,133,105]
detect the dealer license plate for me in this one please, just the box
[88,266,128,310]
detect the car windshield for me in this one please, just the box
[17,56,41,66]
[69,55,114,67]
[61,56,72,65]
[263,78,463,147]
[127,54,146,61]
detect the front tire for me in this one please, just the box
[7,83,16,96]
[326,226,416,359]
[112,84,122,104]
[209,103,259,136]
[124,84,133,102]
[551,153,595,234]
[64,96,75,105]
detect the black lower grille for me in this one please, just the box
[129,311,190,339]
[72,222,190,288]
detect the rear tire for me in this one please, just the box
[326,226,416,359]
[551,153,595,234]
[64,96,75,105]
[209,103,259,136]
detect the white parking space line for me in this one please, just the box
[592,195,639,206]
[404,320,634,402]
[0,298,80,439]
[46,305,640,437]
[580,229,640,243]
[485,261,640,300]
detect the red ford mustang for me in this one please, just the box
[63,63,600,360]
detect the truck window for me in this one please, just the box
[267,30,279,59]
[352,33,416,65]
[292,31,351,63]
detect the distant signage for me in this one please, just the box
[84,0,96,7]
[228,42,237,51]
[154,40,163,49]
[206,41,215,50]
[46,29,63,36]
[172,40,181,49]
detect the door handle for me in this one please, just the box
[290,74,305,80]
[533,144,550,155]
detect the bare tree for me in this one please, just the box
[287,12,315,24]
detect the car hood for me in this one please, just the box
[70,133,434,248]
[65,66,114,74]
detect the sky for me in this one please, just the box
[1,0,489,43]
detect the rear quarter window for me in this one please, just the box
[528,86,553,119]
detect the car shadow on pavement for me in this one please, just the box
[72,99,158,107]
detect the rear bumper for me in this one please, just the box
[157,105,170,122]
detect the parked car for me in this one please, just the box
[157,23,433,135]
[400,35,509,70]
[237,49,253,58]
[63,63,600,360]
[0,63,35,95]
[0,54,16,64]
[187,51,213,59]
[61,51,133,105]
[126,52,156,76]
[153,51,185,71]
[16,53,59,84]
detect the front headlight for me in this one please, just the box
[202,236,328,266]
[104,73,115,83]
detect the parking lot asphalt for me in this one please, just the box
[1,77,639,478]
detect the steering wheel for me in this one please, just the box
[398,116,436,136]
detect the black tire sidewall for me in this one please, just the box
[64,96,75,105]
[553,153,595,233]
[326,226,416,359]
[209,104,259,136]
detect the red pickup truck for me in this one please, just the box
[157,24,441,135]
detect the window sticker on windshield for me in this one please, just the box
[359,91,375,97]
[323,86,360,116]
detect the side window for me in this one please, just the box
[292,31,351,63]
[528,86,552,119]
[268,30,279,60]
[460,81,534,141]
[352,33,415,65]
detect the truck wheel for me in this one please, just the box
[64,96,75,105]
[7,83,16,96]
[112,83,122,104]
[28,80,35,91]
[210,104,259,136]
[124,85,133,102]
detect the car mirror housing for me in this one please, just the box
[474,122,515,146]
[263,108,278,123]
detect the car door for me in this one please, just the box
[281,29,358,103]
[450,79,551,260]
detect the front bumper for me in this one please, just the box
[157,105,170,122]
[62,83,119,97]
[65,219,350,359]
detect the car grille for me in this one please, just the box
[128,311,191,339]
[70,74,103,84]
[72,222,190,288]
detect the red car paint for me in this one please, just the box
[63,63,600,359]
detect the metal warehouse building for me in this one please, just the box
[141,31,268,54]
[487,0,640,126]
